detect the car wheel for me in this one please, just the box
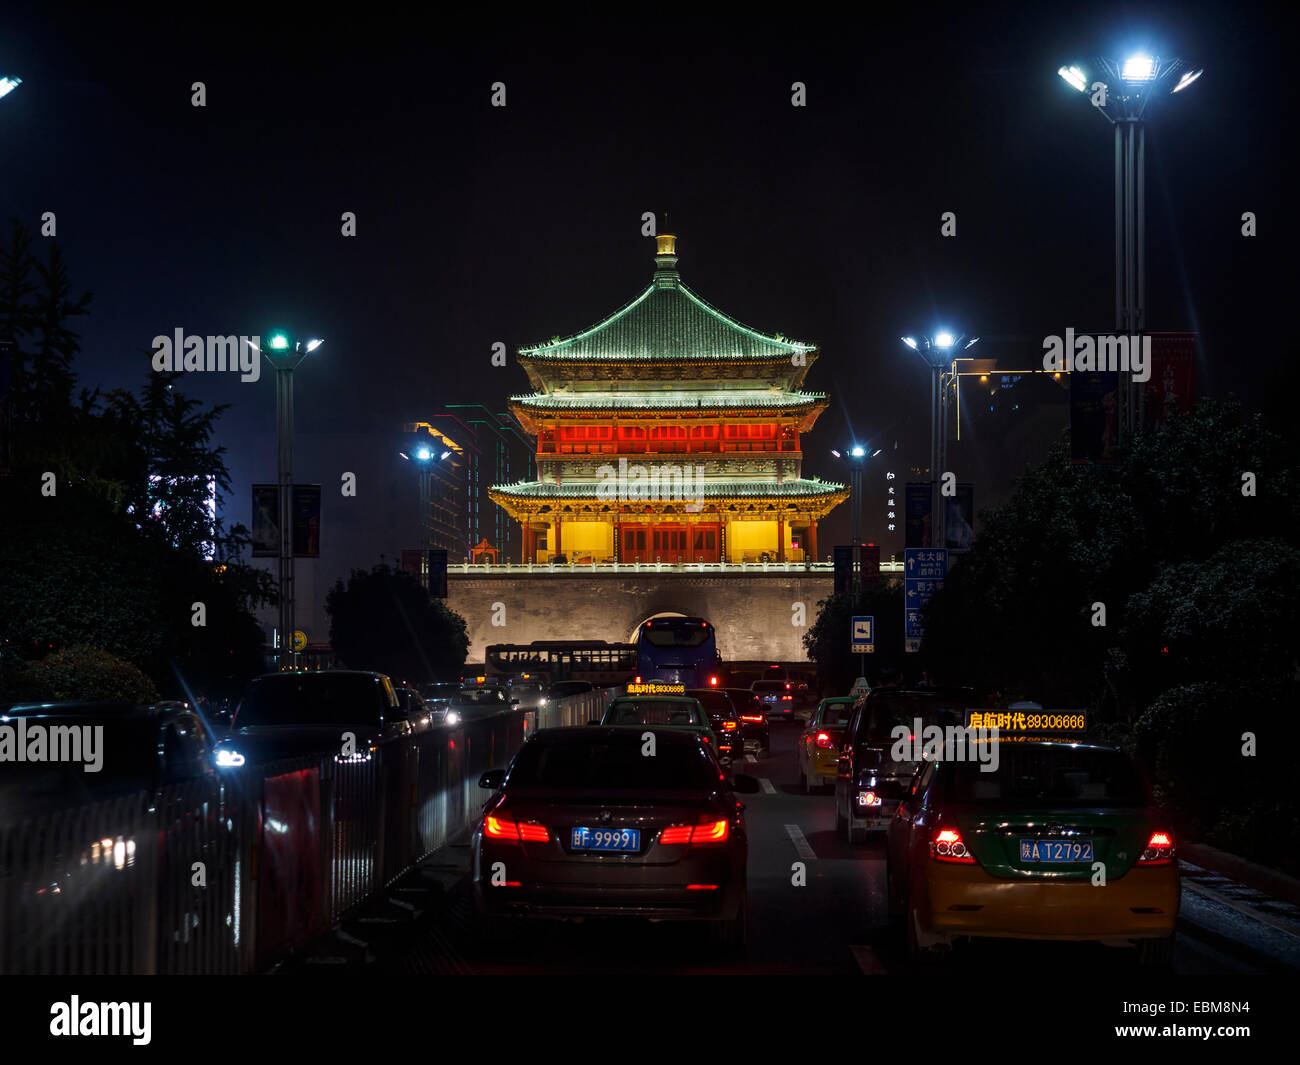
[1136,933,1175,969]
[710,884,749,951]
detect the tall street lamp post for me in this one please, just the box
[831,444,882,592]
[1058,53,1202,439]
[253,332,323,669]
[901,333,977,550]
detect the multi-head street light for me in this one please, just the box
[1057,50,1202,438]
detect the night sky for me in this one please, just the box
[1,5,1287,632]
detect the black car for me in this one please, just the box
[686,689,742,765]
[835,686,974,844]
[212,670,413,768]
[420,682,463,723]
[472,726,757,947]
[0,701,215,824]
[723,688,769,753]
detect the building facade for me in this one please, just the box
[489,235,847,564]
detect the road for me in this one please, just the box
[280,718,1300,976]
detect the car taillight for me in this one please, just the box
[722,720,738,730]
[1138,830,1176,864]
[485,814,548,843]
[785,683,792,690]
[660,818,730,845]
[741,714,764,723]
[709,676,719,686]
[781,695,793,701]
[815,731,833,747]
[930,826,976,863]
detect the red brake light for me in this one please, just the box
[930,826,976,863]
[518,822,549,843]
[740,714,764,722]
[709,676,719,686]
[815,731,833,747]
[661,818,730,846]
[785,683,792,690]
[1139,830,1176,864]
[722,720,737,730]
[485,814,517,840]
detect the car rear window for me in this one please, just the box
[605,701,702,726]
[751,681,786,693]
[946,746,1149,807]
[819,703,853,727]
[855,694,967,745]
[509,734,719,790]
[236,675,389,727]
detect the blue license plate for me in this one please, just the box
[1020,839,1093,863]
[571,827,640,852]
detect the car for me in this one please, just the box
[448,685,519,721]
[507,677,550,709]
[420,682,464,723]
[885,735,1179,966]
[685,688,742,766]
[0,701,216,824]
[796,696,855,792]
[212,670,414,767]
[472,726,758,947]
[836,687,973,843]
[723,688,769,753]
[599,695,720,754]
[750,679,797,719]
[393,685,434,727]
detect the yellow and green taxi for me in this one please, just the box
[886,713,1179,966]
[796,696,856,792]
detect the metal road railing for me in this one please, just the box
[0,688,621,975]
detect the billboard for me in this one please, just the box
[251,484,279,557]
[1144,332,1196,433]
[292,484,321,558]
[1069,369,1121,464]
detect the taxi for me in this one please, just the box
[601,685,723,759]
[885,712,1179,967]
[796,696,855,792]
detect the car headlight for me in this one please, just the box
[538,697,548,706]
[214,748,246,768]
[445,710,462,726]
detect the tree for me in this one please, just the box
[327,563,469,684]
[803,583,905,695]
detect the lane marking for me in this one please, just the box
[759,778,776,794]
[851,944,888,974]
[785,824,817,861]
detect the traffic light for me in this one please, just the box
[427,548,448,598]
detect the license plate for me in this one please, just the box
[571,827,640,852]
[1020,839,1093,863]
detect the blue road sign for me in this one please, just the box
[851,615,875,654]
[904,549,947,651]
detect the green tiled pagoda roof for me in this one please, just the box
[519,283,815,362]
[511,391,827,411]
[491,478,846,500]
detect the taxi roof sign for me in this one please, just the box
[626,682,686,695]
[965,709,1087,734]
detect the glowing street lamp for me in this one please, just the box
[0,75,21,100]
[1056,49,1202,438]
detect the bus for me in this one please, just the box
[634,616,723,689]
[483,641,637,688]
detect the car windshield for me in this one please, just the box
[642,624,711,648]
[947,746,1149,807]
[236,674,388,727]
[604,700,703,726]
[509,734,719,790]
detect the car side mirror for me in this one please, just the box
[729,773,761,794]
[479,769,505,790]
